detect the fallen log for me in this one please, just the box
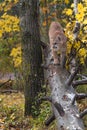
[0,89,18,93]
[0,79,12,88]
[43,45,85,130]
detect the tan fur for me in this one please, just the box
[49,22,67,65]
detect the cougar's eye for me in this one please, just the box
[54,42,57,45]
[58,37,61,41]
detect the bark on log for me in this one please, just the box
[0,90,18,93]
[43,45,85,130]
[0,79,12,88]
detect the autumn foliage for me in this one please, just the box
[0,0,87,129]
[0,0,87,69]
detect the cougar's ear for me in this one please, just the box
[54,31,60,35]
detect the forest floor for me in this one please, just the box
[0,92,87,130]
[0,92,57,130]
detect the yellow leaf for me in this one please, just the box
[51,12,56,17]
[83,19,87,24]
[14,57,22,67]
[67,42,72,54]
[71,4,74,8]
[10,47,22,67]
[76,13,84,22]
[42,21,46,26]
[0,119,4,124]
[0,32,2,37]
[78,3,84,11]
[74,41,80,49]
[65,9,73,15]
[79,48,87,58]
[1,2,5,7]
[64,0,69,4]
[42,7,48,13]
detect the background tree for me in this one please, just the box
[19,0,44,116]
[0,0,23,90]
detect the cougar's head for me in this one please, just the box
[52,31,67,52]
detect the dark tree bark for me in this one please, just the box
[19,0,44,116]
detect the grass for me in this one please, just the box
[0,92,87,130]
[0,92,56,130]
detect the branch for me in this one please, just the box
[76,93,87,100]
[0,79,11,88]
[66,66,80,86]
[40,41,48,49]
[54,102,65,117]
[73,22,80,39]
[77,74,87,79]
[38,96,52,103]
[73,0,80,40]
[73,0,78,14]
[71,95,76,105]
[0,90,18,93]
[41,64,48,69]
[45,113,55,126]
[69,0,80,75]
[80,109,87,118]
[72,79,87,88]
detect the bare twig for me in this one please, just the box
[76,93,87,100]
[66,66,80,86]
[77,74,87,79]
[0,79,12,88]
[0,90,18,93]
[45,113,55,126]
[74,0,78,14]
[71,95,76,105]
[73,0,80,40]
[40,41,48,49]
[69,0,80,74]
[54,102,65,117]
[73,22,80,39]
[72,79,87,88]
[41,64,48,69]
[80,109,87,118]
[39,96,52,102]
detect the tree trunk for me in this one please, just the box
[19,0,44,116]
